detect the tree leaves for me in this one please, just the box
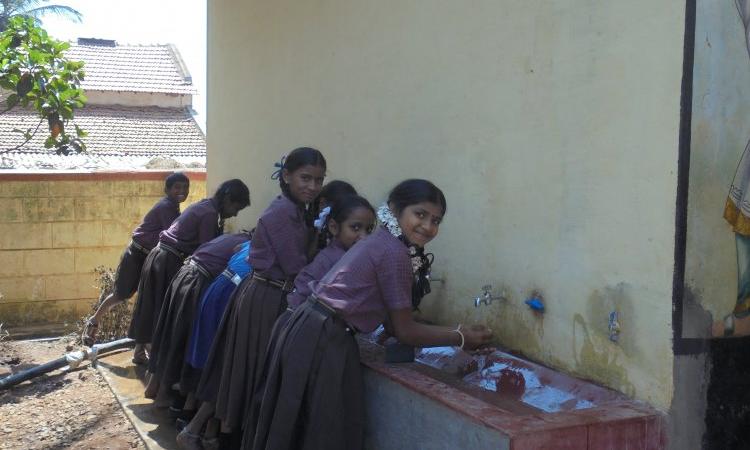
[0,16,87,154]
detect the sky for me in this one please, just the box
[38,0,207,131]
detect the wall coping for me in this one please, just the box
[0,170,206,182]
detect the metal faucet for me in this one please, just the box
[474,285,507,307]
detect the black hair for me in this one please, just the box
[165,172,190,189]
[279,147,327,197]
[318,180,357,204]
[319,194,375,249]
[387,179,447,215]
[213,178,251,209]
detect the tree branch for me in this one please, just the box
[0,116,42,154]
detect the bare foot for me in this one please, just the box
[144,372,159,399]
[81,318,98,347]
[712,313,750,337]
[176,429,203,450]
[132,345,148,365]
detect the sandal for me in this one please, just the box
[81,318,98,347]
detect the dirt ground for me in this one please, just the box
[0,337,145,450]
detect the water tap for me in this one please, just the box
[474,285,507,307]
[608,311,621,342]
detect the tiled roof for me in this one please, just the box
[65,41,197,95]
[0,105,206,170]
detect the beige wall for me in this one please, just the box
[207,0,685,410]
[0,172,206,332]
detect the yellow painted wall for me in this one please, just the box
[207,0,685,409]
[0,174,206,331]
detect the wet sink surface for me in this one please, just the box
[358,333,665,449]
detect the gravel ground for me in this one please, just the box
[0,337,145,450]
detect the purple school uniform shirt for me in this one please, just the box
[131,197,180,251]
[286,239,346,309]
[312,227,412,333]
[159,198,221,255]
[191,233,250,278]
[249,195,309,280]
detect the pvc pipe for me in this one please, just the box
[0,338,135,390]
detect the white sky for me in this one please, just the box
[38,0,207,131]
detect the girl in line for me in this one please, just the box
[128,179,250,363]
[82,172,189,350]
[81,172,190,351]
[182,239,252,397]
[145,232,251,404]
[248,179,494,450]
[193,147,326,446]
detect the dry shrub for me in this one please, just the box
[76,266,133,344]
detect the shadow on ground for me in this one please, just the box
[98,350,178,450]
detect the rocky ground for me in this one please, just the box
[0,337,145,450]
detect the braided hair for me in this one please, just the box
[386,179,446,310]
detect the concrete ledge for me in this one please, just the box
[96,350,175,450]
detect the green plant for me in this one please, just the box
[0,15,86,154]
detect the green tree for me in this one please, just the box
[0,16,87,154]
[0,0,82,32]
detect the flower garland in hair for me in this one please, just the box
[377,203,433,309]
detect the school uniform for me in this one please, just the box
[113,197,180,299]
[147,233,249,398]
[181,241,252,395]
[247,226,412,450]
[128,198,222,344]
[285,239,346,309]
[242,238,348,441]
[197,194,309,432]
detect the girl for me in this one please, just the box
[145,232,251,402]
[184,239,252,389]
[311,180,357,251]
[175,240,253,450]
[82,172,189,350]
[194,147,326,442]
[287,194,374,309]
[248,179,494,450]
[128,179,250,363]
[237,194,375,448]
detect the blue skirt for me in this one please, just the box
[186,272,238,369]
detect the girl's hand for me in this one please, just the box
[462,324,494,350]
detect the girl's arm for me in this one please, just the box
[388,308,493,350]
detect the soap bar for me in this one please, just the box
[384,342,415,363]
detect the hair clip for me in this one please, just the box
[271,155,287,180]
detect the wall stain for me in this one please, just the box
[585,282,638,359]
[573,313,636,398]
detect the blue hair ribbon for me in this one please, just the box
[271,155,287,180]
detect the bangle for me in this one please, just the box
[452,324,465,349]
